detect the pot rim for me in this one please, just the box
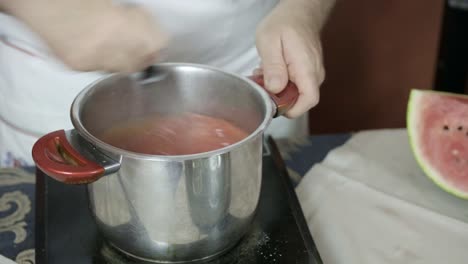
[70,62,275,161]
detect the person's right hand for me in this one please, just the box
[6,1,168,73]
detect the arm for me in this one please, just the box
[256,0,336,118]
[0,0,168,73]
[0,0,111,21]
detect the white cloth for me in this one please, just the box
[296,128,468,264]
[0,255,15,264]
[0,0,308,166]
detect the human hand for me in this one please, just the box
[7,1,168,73]
[255,0,328,118]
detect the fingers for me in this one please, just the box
[284,73,320,118]
[256,27,324,118]
[256,32,288,93]
[252,67,263,76]
[282,33,323,118]
[256,20,325,118]
[112,6,169,72]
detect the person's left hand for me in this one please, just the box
[255,1,326,118]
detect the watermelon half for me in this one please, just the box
[407,89,468,199]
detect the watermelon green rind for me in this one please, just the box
[407,89,468,199]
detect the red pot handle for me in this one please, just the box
[32,130,105,184]
[248,75,299,117]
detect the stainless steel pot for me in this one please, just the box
[32,63,298,263]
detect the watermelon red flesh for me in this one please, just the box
[408,89,468,198]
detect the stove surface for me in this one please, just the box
[35,138,322,264]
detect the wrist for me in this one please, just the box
[277,0,335,31]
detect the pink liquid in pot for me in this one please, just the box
[98,112,249,155]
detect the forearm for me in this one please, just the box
[0,0,112,28]
[0,0,116,55]
[0,0,111,15]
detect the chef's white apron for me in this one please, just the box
[0,0,308,167]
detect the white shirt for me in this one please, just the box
[0,0,308,166]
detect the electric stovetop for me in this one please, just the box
[35,137,322,264]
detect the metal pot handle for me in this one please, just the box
[248,75,299,117]
[32,129,119,184]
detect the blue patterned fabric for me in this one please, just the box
[276,134,352,186]
[0,167,36,263]
[0,134,351,262]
